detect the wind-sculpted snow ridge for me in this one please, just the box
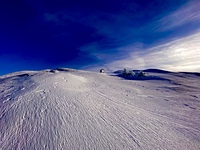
[0,68,200,150]
[143,68,172,74]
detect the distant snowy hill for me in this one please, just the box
[0,68,200,150]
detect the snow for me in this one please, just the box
[0,68,200,149]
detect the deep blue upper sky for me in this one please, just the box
[0,0,200,75]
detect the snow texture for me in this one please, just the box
[0,68,200,150]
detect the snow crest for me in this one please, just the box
[0,69,200,150]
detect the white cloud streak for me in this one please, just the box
[43,1,200,72]
[157,0,200,31]
[106,31,200,72]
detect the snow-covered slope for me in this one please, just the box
[0,68,200,150]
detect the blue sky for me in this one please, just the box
[0,0,200,75]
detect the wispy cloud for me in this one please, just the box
[105,31,200,72]
[44,13,59,22]
[43,1,200,72]
[157,0,200,31]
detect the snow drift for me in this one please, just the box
[0,68,200,150]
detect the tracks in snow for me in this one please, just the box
[0,71,200,150]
